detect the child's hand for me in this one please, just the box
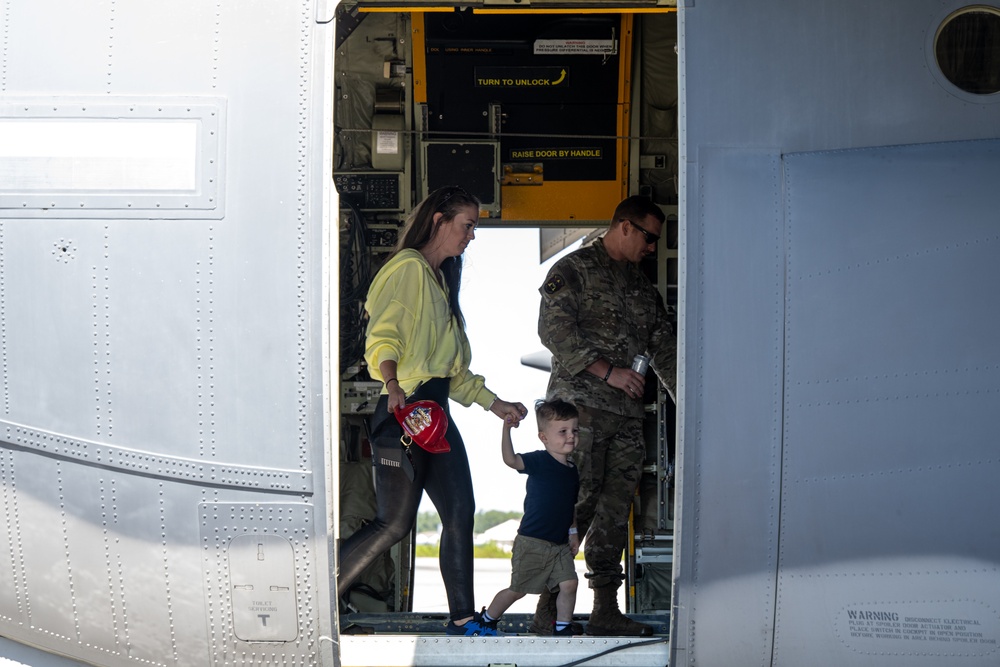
[569,533,581,556]
[491,399,528,426]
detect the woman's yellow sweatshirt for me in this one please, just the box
[364,249,497,409]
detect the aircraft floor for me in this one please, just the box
[338,613,671,667]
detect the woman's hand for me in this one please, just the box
[490,399,528,426]
[385,381,406,412]
[379,361,406,413]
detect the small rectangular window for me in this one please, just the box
[0,98,223,219]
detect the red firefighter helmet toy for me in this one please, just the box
[393,400,451,454]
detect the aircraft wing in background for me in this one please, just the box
[520,350,552,372]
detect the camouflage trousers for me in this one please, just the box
[571,406,644,589]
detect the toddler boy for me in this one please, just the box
[481,399,581,635]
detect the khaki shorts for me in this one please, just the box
[509,534,578,594]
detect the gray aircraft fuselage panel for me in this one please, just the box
[675,2,1000,666]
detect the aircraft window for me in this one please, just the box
[934,6,1000,95]
[0,99,223,218]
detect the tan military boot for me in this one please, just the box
[529,588,557,635]
[585,584,653,637]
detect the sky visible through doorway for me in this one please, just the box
[424,226,579,513]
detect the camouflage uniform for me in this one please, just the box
[538,237,676,589]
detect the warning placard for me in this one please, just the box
[837,601,1000,657]
[534,39,616,56]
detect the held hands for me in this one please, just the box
[607,366,645,401]
[491,399,528,426]
[569,532,581,556]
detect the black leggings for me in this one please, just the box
[337,378,476,621]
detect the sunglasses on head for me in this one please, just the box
[438,186,473,210]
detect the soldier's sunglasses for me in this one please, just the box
[626,219,661,245]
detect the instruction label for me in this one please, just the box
[837,602,1000,657]
[475,66,568,88]
[509,147,602,160]
[376,130,399,155]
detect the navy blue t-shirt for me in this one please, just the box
[517,450,579,544]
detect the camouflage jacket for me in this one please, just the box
[538,237,676,417]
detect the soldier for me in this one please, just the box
[535,195,677,637]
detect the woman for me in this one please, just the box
[338,185,527,636]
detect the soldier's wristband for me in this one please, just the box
[603,364,613,382]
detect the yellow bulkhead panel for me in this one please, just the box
[411,10,637,223]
